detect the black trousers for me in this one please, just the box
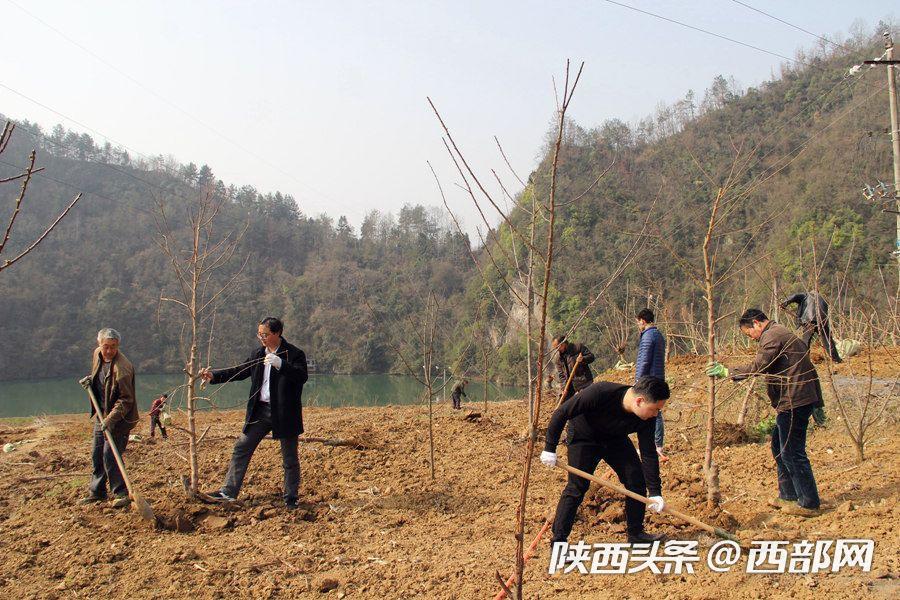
[149,415,167,438]
[802,321,841,362]
[89,421,129,498]
[221,402,300,502]
[551,435,647,543]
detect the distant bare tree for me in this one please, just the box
[594,292,636,365]
[656,145,776,508]
[808,239,896,463]
[366,292,446,479]
[154,185,248,495]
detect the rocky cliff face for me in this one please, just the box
[497,280,544,346]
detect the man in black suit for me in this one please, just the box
[200,317,308,508]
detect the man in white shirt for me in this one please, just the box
[200,317,309,508]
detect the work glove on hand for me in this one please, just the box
[705,362,729,379]
[264,353,282,369]
[540,451,557,468]
[98,419,109,433]
[647,496,665,513]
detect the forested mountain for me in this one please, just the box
[0,125,471,379]
[1,26,897,382]
[454,26,898,380]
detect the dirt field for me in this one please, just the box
[0,351,897,599]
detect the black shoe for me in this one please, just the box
[285,498,298,510]
[207,490,236,503]
[626,531,665,544]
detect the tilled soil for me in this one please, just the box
[0,352,897,599]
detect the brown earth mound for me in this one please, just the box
[0,352,897,598]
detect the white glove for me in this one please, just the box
[647,495,665,513]
[540,451,557,468]
[264,353,282,369]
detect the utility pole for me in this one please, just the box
[865,33,900,275]
[885,33,900,266]
[482,341,488,413]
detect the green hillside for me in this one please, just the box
[1,26,897,383]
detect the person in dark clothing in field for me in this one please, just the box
[635,308,667,461]
[549,334,595,401]
[540,376,670,544]
[200,317,308,509]
[451,379,468,410]
[781,291,841,363]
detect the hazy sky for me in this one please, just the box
[1,1,894,235]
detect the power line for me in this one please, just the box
[4,115,183,205]
[729,0,852,53]
[599,0,816,68]
[0,156,155,218]
[0,83,155,171]
[644,66,884,245]
[1,83,276,219]
[4,111,223,207]
[727,53,881,186]
[4,0,353,215]
[0,82,222,210]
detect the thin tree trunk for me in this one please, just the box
[186,343,199,493]
[425,301,436,480]
[483,339,489,413]
[703,189,723,508]
[430,296,441,479]
[514,62,581,597]
[525,191,537,420]
[186,218,201,493]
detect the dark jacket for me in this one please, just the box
[451,382,467,399]
[782,292,829,326]
[89,349,139,433]
[210,338,308,439]
[731,322,823,413]
[635,326,665,381]
[544,382,661,496]
[554,342,595,396]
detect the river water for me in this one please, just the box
[0,373,524,418]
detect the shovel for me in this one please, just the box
[553,354,584,410]
[559,463,739,542]
[78,377,155,523]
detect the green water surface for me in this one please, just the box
[0,374,523,418]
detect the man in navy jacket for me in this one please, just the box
[200,317,308,508]
[635,308,667,460]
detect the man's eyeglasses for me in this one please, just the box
[257,332,274,339]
